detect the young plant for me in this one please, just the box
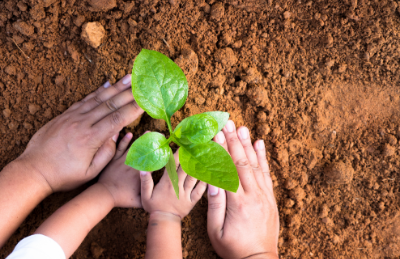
[125,49,239,198]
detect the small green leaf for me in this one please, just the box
[125,132,170,171]
[132,49,188,124]
[179,141,239,192]
[165,148,179,199]
[203,111,230,133]
[173,114,218,145]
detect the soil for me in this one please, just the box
[1,0,400,258]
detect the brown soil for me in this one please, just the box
[1,0,400,258]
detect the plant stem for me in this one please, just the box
[166,118,173,135]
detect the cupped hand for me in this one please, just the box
[207,121,279,259]
[140,149,207,219]
[98,133,142,208]
[15,75,144,192]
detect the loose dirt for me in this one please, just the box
[1,0,400,258]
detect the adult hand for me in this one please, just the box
[15,74,143,192]
[207,121,279,259]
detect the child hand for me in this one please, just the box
[139,150,207,219]
[98,133,142,208]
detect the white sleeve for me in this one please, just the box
[6,234,66,259]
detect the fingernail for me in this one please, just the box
[257,140,265,150]
[125,133,133,140]
[215,131,225,144]
[103,81,111,88]
[122,74,132,85]
[208,185,219,196]
[238,127,249,140]
[112,133,119,142]
[140,171,148,176]
[225,120,235,133]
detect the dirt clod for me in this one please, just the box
[387,134,398,146]
[324,161,354,184]
[382,144,396,157]
[4,66,16,76]
[74,15,86,27]
[13,21,34,36]
[307,148,322,170]
[3,109,11,118]
[289,187,306,202]
[81,22,106,48]
[28,104,40,115]
[246,85,269,108]
[234,81,247,95]
[257,123,270,136]
[175,49,198,79]
[88,0,116,12]
[90,242,105,259]
[210,2,224,21]
[42,0,58,7]
[214,48,237,67]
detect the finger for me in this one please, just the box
[91,101,144,146]
[115,133,133,159]
[222,120,257,192]
[213,131,228,151]
[86,138,116,179]
[67,81,111,112]
[85,89,136,125]
[78,74,132,114]
[184,175,198,192]
[214,130,244,198]
[190,181,207,202]
[140,171,154,200]
[207,185,227,240]
[254,140,273,192]
[159,150,181,185]
[238,127,266,189]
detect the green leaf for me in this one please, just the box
[173,114,218,145]
[179,141,239,192]
[165,148,179,199]
[203,111,230,133]
[125,132,170,171]
[131,49,188,123]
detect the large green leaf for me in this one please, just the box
[165,148,179,199]
[174,114,218,145]
[203,111,230,133]
[125,132,170,171]
[179,141,239,192]
[131,49,188,122]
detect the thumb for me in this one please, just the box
[87,136,116,178]
[207,184,226,240]
[140,171,154,200]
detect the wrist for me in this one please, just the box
[149,211,182,223]
[5,159,53,197]
[92,183,116,209]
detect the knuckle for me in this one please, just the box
[111,111,123,126]
[130,101,143,112]
[235,158,250,167]
[105,99,118,112]
[141,177,152,185]
[93,95,103,105]
[226,135,239,145]
[209,202,224,210]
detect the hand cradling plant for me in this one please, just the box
[125,49,239,198]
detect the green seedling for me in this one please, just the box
[125,49,239,198]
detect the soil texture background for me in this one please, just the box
[1,0,400,258]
